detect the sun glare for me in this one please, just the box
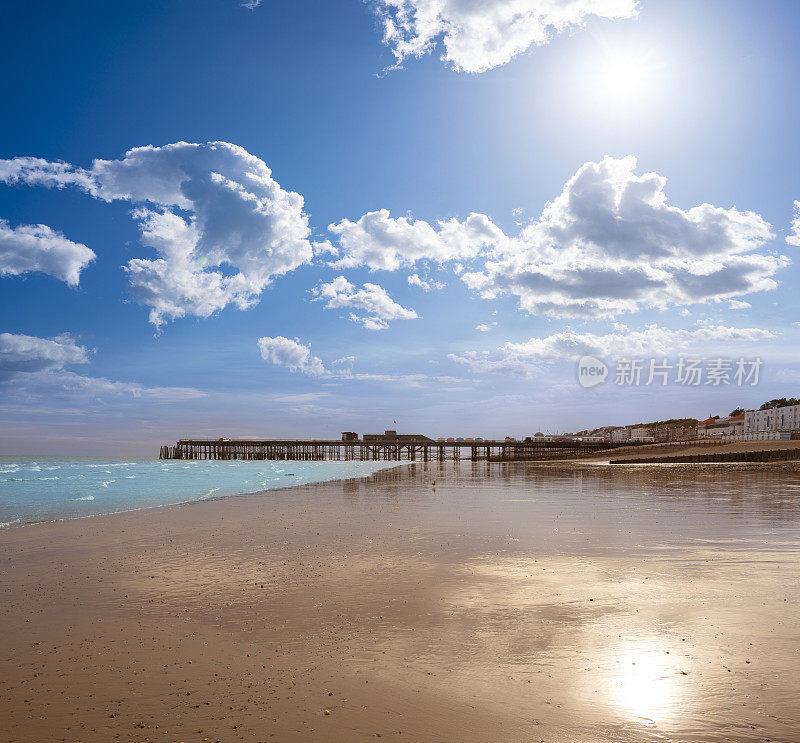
[598,55,648,101]
[608,645,684,724]
[584,46,663,113]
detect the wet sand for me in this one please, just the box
[2,461,800,742]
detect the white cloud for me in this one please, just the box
[329,209,505,271]
[372,0,640,73]
[323,158,782,319]
[788,201,800,248]
[310,275,418,329]
[0,332,89,378]
[0,142,313,326]
[257,336,328,376]
[728,299,751,310]
[0,332,203,399]
[450,324,778,375]
[408,272,445,291]
[255,336,470,386]
[475,322,497,332]
[0,218,95,286]
[461,156,783,318]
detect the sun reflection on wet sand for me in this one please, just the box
[607,641,686,726]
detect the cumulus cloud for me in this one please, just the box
[460,156,783,318]
[788,201,800,248]
[728,299,751,310]
[450,324,777,375]
[0,142,313,326]
[408,272,445,291]
[255,336,469,386]
[0,332,89,378]
[0,218,95,286]
[329,209,505,271]
[475,322,497,332]
[310,275,418,329]
[257,336,328,376]
[372,0,640,73]
[0,332,203,399]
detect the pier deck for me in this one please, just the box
[159,438,633,462]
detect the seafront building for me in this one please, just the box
[697,414,745,438]
[343,405,800,449]
[744,404,800,440]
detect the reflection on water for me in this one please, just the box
[334,459,800,741]
[608,638,684,725]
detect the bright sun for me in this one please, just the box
[598,55,648,101]
[585,46,662,111]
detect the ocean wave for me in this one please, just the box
[99,480,115,487]
[85,462,137,468]
[0,518,21,528]
[38,477,59,481]
[123,475,136,479]
[72,495,95,501]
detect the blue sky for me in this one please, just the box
[1,0,799,454]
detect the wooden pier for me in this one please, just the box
[159,437,631,462]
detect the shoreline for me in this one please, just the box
[5,450,799,531]
[0,459,410,532]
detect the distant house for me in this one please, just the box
[650,422,697,442]
[341,431,359,441]
[698,414,744,438]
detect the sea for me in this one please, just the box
[0,456,398,527]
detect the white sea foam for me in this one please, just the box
[86,462,137,468]
[0,518,22,528]
[73,495,95,501]
[39,477,59,481]
[99,480,115,487]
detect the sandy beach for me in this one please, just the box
[2,460,800,743]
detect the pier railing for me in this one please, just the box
[159,438,639,462]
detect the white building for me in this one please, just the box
[629,426,655,442]
[698,414,745,438]
[744,404,800,439]
[611,428,630,442]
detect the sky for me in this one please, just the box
[1,0,799,454]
